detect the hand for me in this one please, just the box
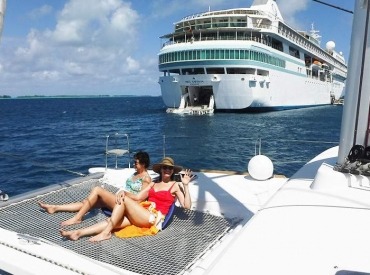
[180,169,194,186]
[116,190,125,204]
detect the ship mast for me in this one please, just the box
[338,0,370,163]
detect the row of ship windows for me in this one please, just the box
[167,67,269,76]
[175,21,248,33]
[159,49,286,68]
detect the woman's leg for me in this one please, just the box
[38,186,115,215]
[89,197,152,242]
[38,201,83,214]
[60,202,132,241]
[61,187,116,226]
[60,219,111,241]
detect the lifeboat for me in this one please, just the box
[311,60,323,70]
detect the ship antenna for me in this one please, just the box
[310,23,321,44]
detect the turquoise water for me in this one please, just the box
[0,97,342,196]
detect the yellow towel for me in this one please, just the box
[114,201,161,238]
[114,224,159,238]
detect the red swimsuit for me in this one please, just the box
[148,182,176,215]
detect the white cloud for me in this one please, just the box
[65,61,86,75]
[15,30,45,60]
[31,70,60,80]
[28,5,53,20]
[111,5,137,32]
[51,20,85,44]
[277,0,310,29]
[150,0,232,18]
[0,0,149,96]
[124,56,140,73]
[50,0,138,46]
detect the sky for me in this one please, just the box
[0,0,354,97]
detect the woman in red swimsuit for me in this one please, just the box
[60,157,194,242]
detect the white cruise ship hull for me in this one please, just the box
[160,60,340,111]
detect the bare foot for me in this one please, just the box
[38,201,56,214]
[60,229,80,241]
[61,217,82,226]
[89,232,112,242]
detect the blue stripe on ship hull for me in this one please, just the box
[216,104,331,113]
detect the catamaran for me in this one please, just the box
[4,1,370,274]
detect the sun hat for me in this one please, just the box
[152,157,183,174]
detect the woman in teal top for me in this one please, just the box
[38,151,151,226]
[124,174,148,194]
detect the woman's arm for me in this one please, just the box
[117,182,154,204]
[176,169,193,209]
[141,174,151,191]
[116,173,152,203]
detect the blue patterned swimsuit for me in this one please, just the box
[124,174,147,194]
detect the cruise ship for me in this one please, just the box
[158,0,347,113]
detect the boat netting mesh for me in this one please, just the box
[0,179,235,275]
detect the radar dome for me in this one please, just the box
[248,155,274,181]
[326,41,336,53]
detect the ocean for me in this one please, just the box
[0,96,342,197]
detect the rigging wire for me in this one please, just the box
[312,0,353,14]
[0,152,87,177]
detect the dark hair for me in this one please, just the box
[134,151,150,168]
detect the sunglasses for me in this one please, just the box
[133,160,140,166]
[162,165,174,170]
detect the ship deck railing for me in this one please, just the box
[162,24,346,71]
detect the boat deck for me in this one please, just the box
[0,176,236,275]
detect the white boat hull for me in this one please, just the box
[160,67,342,111]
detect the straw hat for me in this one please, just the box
[152,157,183,174]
